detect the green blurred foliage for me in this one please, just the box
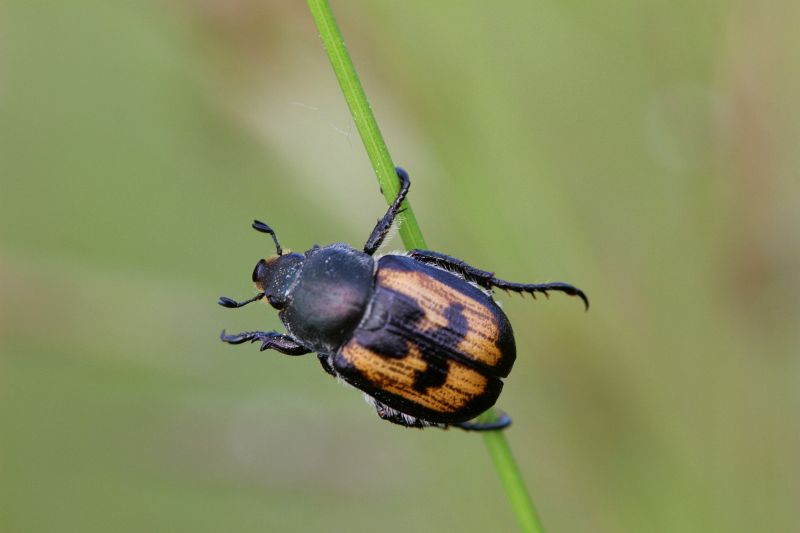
[2,1,799,532]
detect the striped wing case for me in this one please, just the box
[333,255,516,423]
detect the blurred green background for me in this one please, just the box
[2,1,799,532]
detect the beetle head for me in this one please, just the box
[246,220,303,310]
[252,253,305,310]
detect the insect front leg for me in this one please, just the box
[363,167,411,256]
[220,330,311,355]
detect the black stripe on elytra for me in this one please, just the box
[410,302,470,393]
[444,302,468,338]
[384,255,516,378]
[353,288,477,394]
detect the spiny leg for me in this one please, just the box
[456,411,512,432]
[363,167,411,256]
[220,330,310,355]
[408,249,589,309]
[372,400,509,431]
[371,399,445,429]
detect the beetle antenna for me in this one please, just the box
[252,220,282,256]
[218,293,264,309]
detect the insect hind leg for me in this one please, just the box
[456,411,512,432]
[408,249,589,309]
[369,398,446,429]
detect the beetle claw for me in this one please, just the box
[220,329,240,343]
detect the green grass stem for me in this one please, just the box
[306,0,426,250]
[306,1,545,531]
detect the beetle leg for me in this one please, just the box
[408,249,589,310]
[363,167,411,256]
[455,411,512,432]
[220,330,310,355]
[367,397,508,431]
[371,400,445,429]
[317,353,337,377]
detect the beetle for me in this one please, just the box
[219,168,588,431]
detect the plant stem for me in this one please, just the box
[306,1,545,531]
[482,423,546,533]
[306,0,426,250]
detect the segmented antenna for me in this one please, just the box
[252,220,282,256]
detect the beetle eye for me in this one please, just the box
[252,259,268,284]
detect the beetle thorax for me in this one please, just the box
[278,243,375,353]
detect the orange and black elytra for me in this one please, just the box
[219,168,588,431]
